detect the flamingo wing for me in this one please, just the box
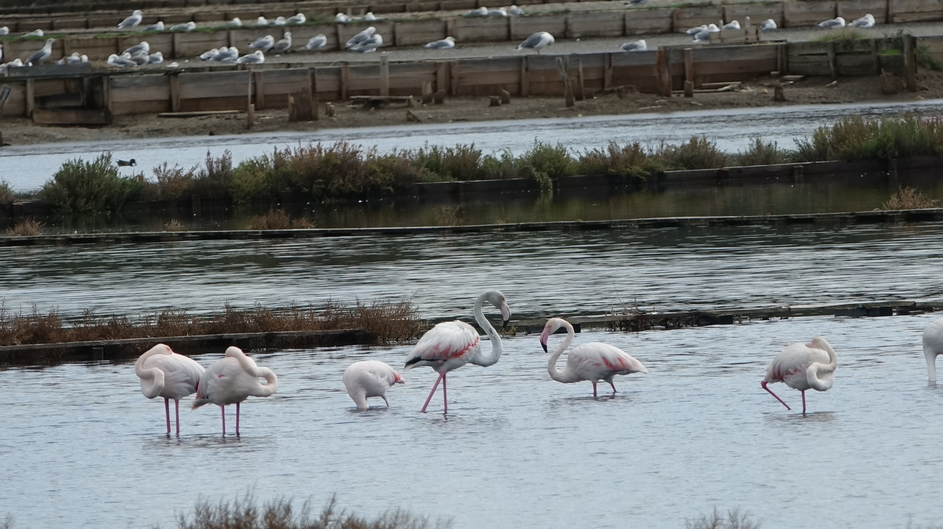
[569,342,647,381]
[405,320,480,370]
[765,342,829,386]
[145,353,204,400]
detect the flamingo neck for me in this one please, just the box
[470,293,502,367]
[135,348,165,399]
[547,321,579,384]
[926,349,938,384]
[806,341,839,391]
[228,347,279,396]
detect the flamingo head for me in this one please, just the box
[393,372,405,385]
[484,290,511,328]
[539,318,566,352]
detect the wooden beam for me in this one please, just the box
[26,79,34,117]
[380,55,390,96]
[340,63,349,100]
[604,53,612,90]
[684,47,694,86]
[254,70,265,109]
[450,60,459,97]
[310,67,319,121]
[170,73,181,112]
[903,34,917,92]
[521,56,529,97]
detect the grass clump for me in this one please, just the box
[171,493,451,529]
[7,220,42,236]
[408,143,483,181]
[139,151,235,201]
[578,141,664,177]
[813,27,866,42]
[247,209,315,229]
[735,137,789,166]
[654,136,729,169]
[0,180,15,203]
[686,508,760,529]
[794,115,943,161]
[882,186,940,209]
[916,43,943,71]
[38,153,140,217]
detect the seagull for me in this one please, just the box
[346,26,376,49]
[270,16,287,26]
[850,13,875,28]
[57,52,82,65]
[286,13,306,25]
[509,5,525,15]
[249,35,275,52]
[226,17,243,27]
[335,13,352,23]
[693,23,720,42]
[362,12,377,21]
[26,38,55,65]
[684,24,707,35]
[0,26,8,35]
[213,47,238,62]
[625,0,649,5]
[169,21,196,32]
[487,7,508,16]
[306,34,327,50]
[620,39,646,51]
[142,21,164,31]
[0,43,4,63]
[122,41,150,57]
[818,16,846,28]
[425,36,456,49]
[236,50,265,64]
[107,53,138,68]
[271,32,292,53]
[118,10,143,29]
[350,34,382,53]
[23,29,44,37]
[517,31,554,54]
[148,51,164,64]
[256,16,269,26]
[200,48,219,60]
[722,20,740,29]
[463,6,488,16]
[760,18,777,31]
[130,51,150,65]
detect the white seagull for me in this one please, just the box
[226,18,243,27]
[818,17,846,28]
[118,10,143,29]
[306,34,328,50]
[335,13,352,23]
[685,24,707,35]
[350,34,382,53]
[148,51,164,64]
[249,35,275,52]
[517,31,554,53]
[620,39,646,51]
[693,23,720,42]
[107,53,138,68]
[23,29,43,37]
[362,12,377,21]
[286,13,306,25]
[271,32,292,53]
[270,16,287,26]
[26,38,55,65]
[122,41,149,57]
[850,13,875,28]
[463,7,488,16]
[169,21,196,32]
[722,20,740,29]
[760,18,777,31]
[142,21,164,31]
[256,16,269,26]
[509,5,525,15]
[0,27,8,35]
[425,36,456,49]
[345,26,376,49]
[236,50,265,64]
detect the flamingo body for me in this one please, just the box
[761,337,838,414]
[923,317,943,382]
[135,344,205,435]
[405,290,511,413]
[343,360,404,410]
[192,346,277,435]
[540,318,647,397]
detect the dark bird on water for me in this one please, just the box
[117,159,137,167]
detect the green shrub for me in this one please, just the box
[793,115,943,161]
[191,150,234,198]
[654,136,729,169]
[38,153,141,216]
[479,149,521,180]
[736,137,788,166]
[578,141,663,177]
[407,143,483,181]
[882,186,940,209]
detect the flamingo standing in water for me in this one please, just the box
[343,360,404,410]
[404,290,511,413]
[135,344,205,435]
[923,317,943,382]
[539,317,648,397]
[192,346,278,435]
[761,337,838,414]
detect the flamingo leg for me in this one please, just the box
[382,396,390,408]
[420,371,445,413]
[164,397,171,435]
[221,405,226,436]
[761,381,792,410]
[609,381,618,395]
[801,390,807,415]
[236,402,241,436]
[442,372,448,414]
[174,399,181,436]
[592,382,598,398]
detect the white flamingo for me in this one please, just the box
[762,337,838,414]
[405,290,511,413]
[192,346,278,435]
[540,318,648,397]
[343,360,404,410]
[135,344,205,435]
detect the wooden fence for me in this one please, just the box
[0,35,923,118]
[2,0,943,54]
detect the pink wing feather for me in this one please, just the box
[405,320,481,370]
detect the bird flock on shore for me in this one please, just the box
[0,3,884,74]
[135,288,943,436]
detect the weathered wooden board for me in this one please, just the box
[672,6,725,31]
[723,3,784,27]
[393,18,447,46]
[454,16,510,42]
[510,13,567,40]
[32,108,111,125]
[624,8,675,35]
[568,11,625,39]
[111,75,170,103]
[783,1,837,27]
[890,0,943,22]
[837,0,889,23]
[0,81,27,116]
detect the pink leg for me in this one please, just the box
[442,372,448,414]
[609,381,618,395]
[236,402,241,436]
[164,398,171,435]
[221,405,226,436]
[420,371,445,413]
[174,399,181,436]
[761,381,791,410]
[801,390,807,415]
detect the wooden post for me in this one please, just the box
[172,32,180,59]
[903,34,916,92]
[422,81,433,103]
[436,62,448,93]
[247,103,255,128]
[310,68,319,121]
[683,80,694,98]
[246,70,252,110]
[887,0,895,24]
[508,15,515,40]
[170,73,181,112]
[575,58,585,101]
[26,79,35,117]
[827,42,837,80]
[254,71,265,109]
[564,13,571,39]
[683,47,694,87]
[393,22,401,47]
[656,49,671,97]
[380,55,390,96]
[604,53,613,90]
[449,61,459,97]
[340,63,349,100]
[103,75,112,114]
[521,56,529,96]
[871,40,880,74]
[335,24,344,50]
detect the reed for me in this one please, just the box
[246,209,316,230]
[7,220,42,236]
[171,493,451,529]
[686,508,759,529]
[653,136,730,170]
[882,186,940,210]
[407,143,484,182]
[0,299,420,347]
[0,180,14,203]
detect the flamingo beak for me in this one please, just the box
[500,302,511,329]
[541,341,548,353]
[539,327,551,353]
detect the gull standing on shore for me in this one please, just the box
[118,10,143,29]
[517,31,554,54]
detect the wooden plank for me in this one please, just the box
[567,11,624,38]
[511,13,566,40]
[837,0,889,23]
[453,15,510,42]
[672,6,725,30]
[32,108,112,125]
[783,1,836,27]
[624,8,675,35]
[723,3,784,27]
[889,0,943,22]
[392,18,447,46]
[158,110,241,117]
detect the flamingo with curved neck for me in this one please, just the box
[135,343,205,435]
[404,290,511,413]
[192,346,278,435]
[761,336,838,414]
[343,360,405,410]
[539,317,647,397]
[923,317,943,383]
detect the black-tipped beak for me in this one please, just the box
[503,318,510,329]
[541,342,548,353]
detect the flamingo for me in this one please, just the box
[761,337,838,414]
[404,290,511,413]
[192,346,278,435]
[135,344,205,435]
[539,318,648,397]
[923,317,943,382]
[343,360,404,410]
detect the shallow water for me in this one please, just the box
[3,99,943,192]
[2,312,943,528]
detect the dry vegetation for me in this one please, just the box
[882,186,940,209]
[0,300,422,347]
[247,209,316,230]
[686,508,760,529]
[6,220,42,236]
[168,494,451,529]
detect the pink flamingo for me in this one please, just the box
[923,317,943,383]
[761,336,838,414]
[539,317,648,397]
[192,346,278,435]
[135,343,205,435]
[343,360,404,410]
[404,290,511,413]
